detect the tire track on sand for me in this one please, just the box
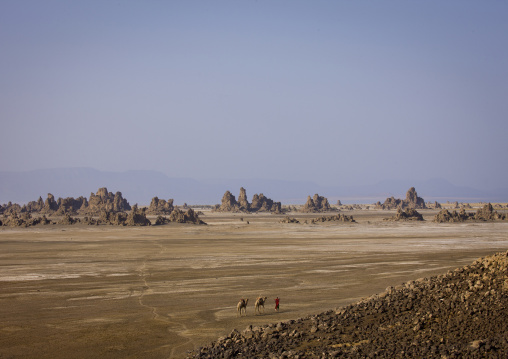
[136,245,195,358]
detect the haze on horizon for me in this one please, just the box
[1,1,507,192]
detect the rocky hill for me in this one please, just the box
[189,251,508,358]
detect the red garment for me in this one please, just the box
[275,297,280,309]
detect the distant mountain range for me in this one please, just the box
[1,168,507,205]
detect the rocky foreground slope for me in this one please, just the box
[188,251,508,358]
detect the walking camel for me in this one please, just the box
[237,298,248,317]
[255,296,267,314]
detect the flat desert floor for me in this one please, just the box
[1,210,508,358]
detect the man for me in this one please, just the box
[275,297,280,312]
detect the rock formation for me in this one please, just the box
[86,187,131,214]
[237,187,250,211]
[0,202,22,215]
[300,194,332,213]
[279,216,300,224]
[43,193,59,213]
[385,208,424,221]
[58,213,80,225]
[24,196,45,213]
[154,215,170,225]
[434,208,472,223]
[55,196,88,215]
[125,205,151,226]
[214,189,281,213]
[1,212,51,227]
[168,208,206,225]
[146,197,174,215]
[189,251,508,359]
[376,187,426,210]
[216,190,241,212]
[251,193,281,213]
[475,203,506,221]
[308,213,356,224]
[434,203,506,223]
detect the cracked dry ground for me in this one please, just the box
[1,212,508,358]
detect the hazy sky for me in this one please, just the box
[1,1,507,190]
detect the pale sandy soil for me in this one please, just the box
[1,210,507,358]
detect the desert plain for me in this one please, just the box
[1,209,507,358]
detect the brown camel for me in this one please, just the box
[237,298,248,316]
[255,296,267,314]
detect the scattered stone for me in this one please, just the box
[188,251,508,358]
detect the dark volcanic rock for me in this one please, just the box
[188,251,508,359]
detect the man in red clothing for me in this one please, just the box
[275,297,280,312]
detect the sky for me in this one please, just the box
[1,0,507,191]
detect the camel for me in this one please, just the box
[237,298,248,316]
[255,296,267,314]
